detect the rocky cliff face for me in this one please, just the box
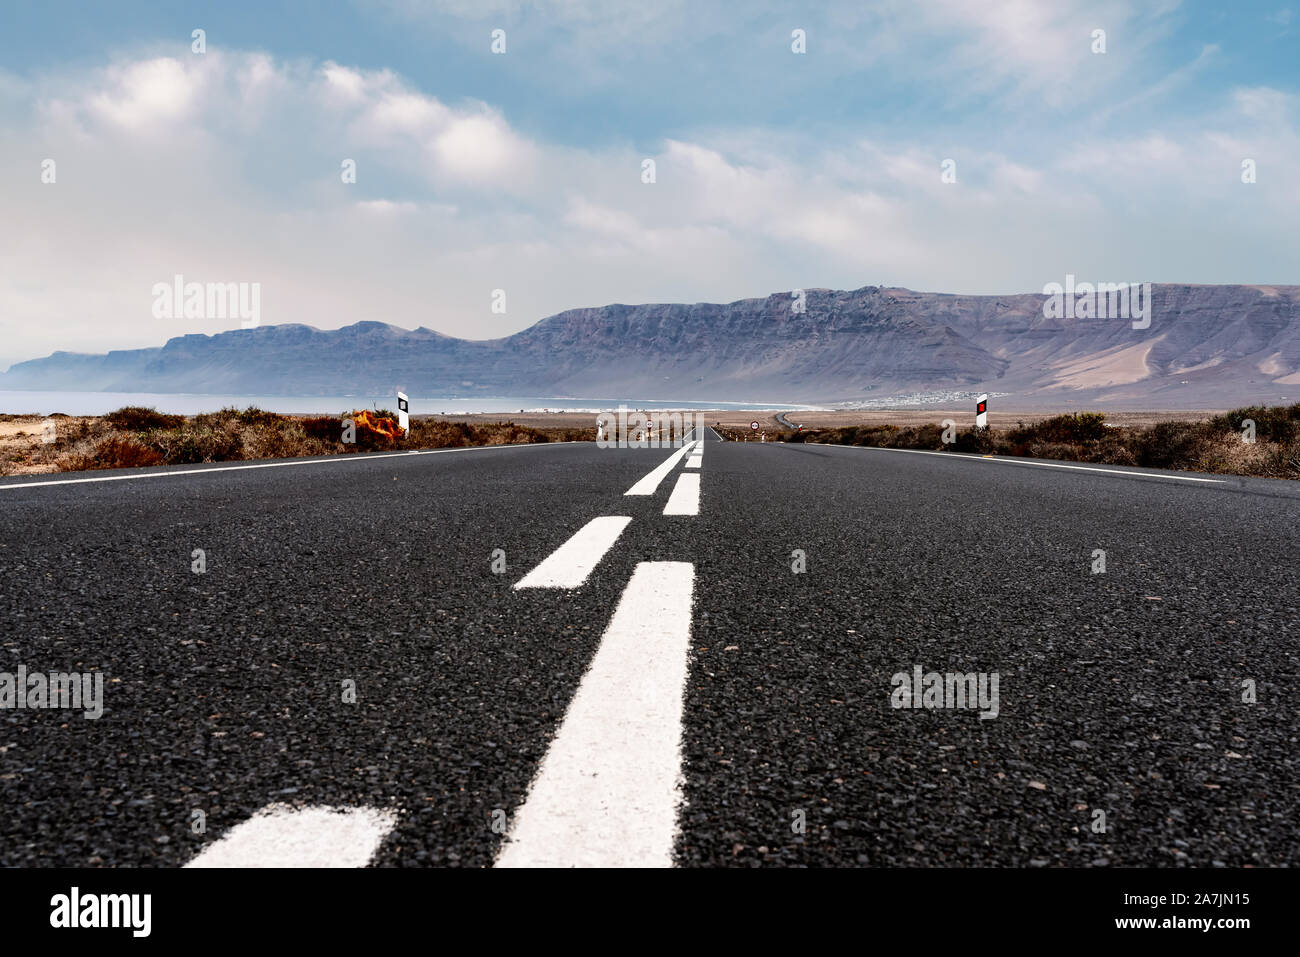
[6,284,1300,408]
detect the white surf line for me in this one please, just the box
[496,561,695,868]
[663,472,701,515]
[624,440,699,496]
[0,441,585,492]
[513,516,633,589]
[829,444,1227,484]
[184,804,397,868]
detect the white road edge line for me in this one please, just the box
[0,441,586,491]
[514,516,633,589]
[663,472,701,515]
[184,804,397,868]
[624,441,699,496]
[829,444,1227,484]
[496,561,695,868]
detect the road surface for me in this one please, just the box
[1,434,1296,867]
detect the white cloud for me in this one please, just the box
[320,62,369,102]
[1233,86,1292,123]
[431,111,535,184]
[87,57,201,129]
[0,45,1297,372]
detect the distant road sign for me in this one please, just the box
[750,421,760,430]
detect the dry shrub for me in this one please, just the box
[60,436,164,471]
[950,427,997,454]
[0,452,24,476]
[1025,441,1080,462]
[38,416,113,451]
[1195,432,1295,478]
[1133,421,1209,469]
[408,419,474,448]
[1089,436,1138,466]
[103,406,184,431]
[241,420,319,460]
[405,419,549,448]
[1209,404,1300,444]
[1272,439,1300,479]
[1008,412,1108,445]
[300,415,344,444]
[230,406,284,429]
[893,423,944,448]
[145,426,244,464]
[483,424,548,445]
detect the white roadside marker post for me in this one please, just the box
[396,391,410,438]
[975,394,988,430]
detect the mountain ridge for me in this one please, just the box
[6,283,1300,408]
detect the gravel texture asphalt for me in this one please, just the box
[1,434,1296,867]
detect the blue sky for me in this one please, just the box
[1,0,1297,367]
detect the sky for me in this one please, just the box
[1,0,1297,369]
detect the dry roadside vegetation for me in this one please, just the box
[4,404,1298,480]
[0,406,594,476]
[758,405,1300,480]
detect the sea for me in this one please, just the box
[0,391,819,416]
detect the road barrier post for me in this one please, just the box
[397,391,410,437]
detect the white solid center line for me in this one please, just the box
[496,561,696,868]
[184,804,397,868]
[514,516,632,589]
[624,441,699,496]
[663,472,700,515]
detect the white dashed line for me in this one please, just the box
[184,804,397,868]
[496,561,695,868]
[663,472,700,515]
[624,441,699,496]
[514,516,633,589]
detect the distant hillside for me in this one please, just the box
[6,284,1300,408]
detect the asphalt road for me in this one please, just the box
[1,434,1296,867]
